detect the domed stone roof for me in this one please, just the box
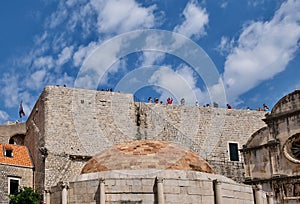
[81,140,215,174]
[271,90,300,115]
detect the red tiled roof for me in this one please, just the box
[0,143,33,168]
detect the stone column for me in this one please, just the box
[45,189,51,204]
[253,184,263,204]
[156,177,164,204]
[266,192,274,204]
[213,180,222,204]
[99,178,105,204]
[61,182,68,204]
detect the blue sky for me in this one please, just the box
[0,0,300,124]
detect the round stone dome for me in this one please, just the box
[81,140,215,174]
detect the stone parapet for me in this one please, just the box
[48,170,261,204]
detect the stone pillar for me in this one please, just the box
[253,184,263,204]
[61,182,68,204]
[99,178,105,204]
[45,189,51,204]
[266,192,274,204]
[213,180,222,204]
[156,177,164,204]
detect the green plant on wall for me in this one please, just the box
[9,187,42,204]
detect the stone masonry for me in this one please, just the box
[0,165,33,204]
[49,170,268,204]
[0,123,26,144]
[24,86,266,193]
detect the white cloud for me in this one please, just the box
[0,74,21,108]
[74,37,124,89]
[220,1,229,9]
[138,33,168,66]
[138,0,209,67]
[91,0,156,34]
[148,65,206,105]
[174,1,209,39]
[0,110,9,123]
[25,70,47,90]
[33,56,54,69]
[222,0,300,102]
[216,36,234,56]
[73,41,98,67]
[57,46,74,66]
[48,2,69,29]
[51,72,74,87]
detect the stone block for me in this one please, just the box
[178,180,191,187]
[164,179,178,186]
[201,195,215,204]
[141,178,155,186]
[126,178,142,186]
[164,186,181,194]
[222,189,236,198]
[142,185,155,193]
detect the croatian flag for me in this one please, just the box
[19,100,25,118]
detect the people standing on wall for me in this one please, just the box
[167,97,173,104]
[148,97,152,103]
[227,104,232,109]
[154,98,159,104]
[180,98,185,105]
[263,103,270,112]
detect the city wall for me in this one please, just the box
[26,86,267,189]
[0,123,26,144]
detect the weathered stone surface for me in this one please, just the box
[51,169,260,204]
[243,90,300,204]
[0,86,267,196]
[81,140,215,174]
[0,122,26,144]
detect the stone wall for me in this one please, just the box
[49,170,267,204]
[25,86,267,190]
[25,89,47,193]
[137,103,266,160]
[0,123,26,144]
[242,90,300,204]
[0,164,33,204]
[208,160,245,183]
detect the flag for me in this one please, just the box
[19,100,25,118]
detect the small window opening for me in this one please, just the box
[229,142,239,161]
[9,138,14,144]
[9,178,19,195]
[5,149,13,157]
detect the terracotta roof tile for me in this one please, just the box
[0,143,33,168]
[81,140,215,174]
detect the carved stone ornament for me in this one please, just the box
[283,133,300,163]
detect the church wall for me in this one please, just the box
[243,90,300,203]
[249,148,272,179]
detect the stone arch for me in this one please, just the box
[9,134,26,145]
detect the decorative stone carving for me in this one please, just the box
[283,133,300,163]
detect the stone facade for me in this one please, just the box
[21,86,266,193]
[0,164,33,204]
[242,90,300,203]
[0,122,26,144]
[0,142,34,203]
[49,170,267,204]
